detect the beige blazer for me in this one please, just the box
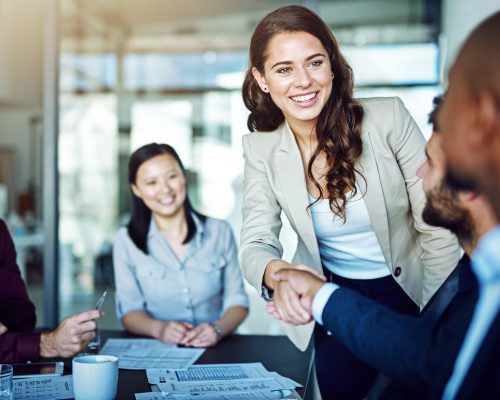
[239,97,461,351]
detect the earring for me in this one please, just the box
[263,87,268,92]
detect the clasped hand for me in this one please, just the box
[157,321,220,347]
[266,265,326,325]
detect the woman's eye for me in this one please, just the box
[277,67,292,74]
[310,60,323,68]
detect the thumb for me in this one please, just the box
[299,295,313,314]
[271,269,289,282]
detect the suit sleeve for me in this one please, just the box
[0,220,40,362]
[322,287,437,392]
[392,97,460,304]
[239,135,284,294]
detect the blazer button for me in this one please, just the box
[394,266,402,277]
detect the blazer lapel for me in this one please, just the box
[274,123,322,268]
[357,129,393,268]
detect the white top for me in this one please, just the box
[309,189,391,280]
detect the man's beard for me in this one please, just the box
[423,182,473,242]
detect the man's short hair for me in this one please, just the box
[428,95,443,132]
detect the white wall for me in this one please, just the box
[0,0,44,214]
[442,0,500,77]
[0,0,43,106]
[0,109,42,199]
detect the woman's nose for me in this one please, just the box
[417,162,429,179]
[294,67,311,88]
[159,180,171,193]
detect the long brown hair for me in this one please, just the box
[242,5,364,219]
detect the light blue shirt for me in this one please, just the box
[442,226,500,399]
[113,215,249,325]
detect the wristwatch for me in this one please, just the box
[210,322,223,340]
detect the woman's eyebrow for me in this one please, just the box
[270,52,325,69]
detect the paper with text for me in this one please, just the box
[147,363,272,384]
[135,390,299,399]
[13,375,73,400]
[100,338,204,370]
[145,363,302,398]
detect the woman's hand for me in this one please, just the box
[156,321,193,344]
[265,261,325,325]
[0,322,7,335]
[180,323,219,348]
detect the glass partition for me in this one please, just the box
[57,0,441,333]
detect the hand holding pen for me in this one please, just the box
[87,290,107,351]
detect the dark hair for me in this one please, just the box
[127,143,205,254]
[242,5,364,218]
[428,95,443,132]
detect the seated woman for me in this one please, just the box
[113,143,249,347]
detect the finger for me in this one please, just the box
[295,264,326,281]
[299,297,314,317]
[70,329,95,344]
[190,336,215,347]
[272,284,288,321]
[271,268,294,282]
[181,329,200,344]
[73,320,97,334]
[281,283,309,324]
[79,331,96,344]
[169,322,190,335]
[70,309,102,324]
[265,303,277,315]
[164,331,184,344]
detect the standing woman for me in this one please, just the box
[239,5,460,399]
[114,143,248,348]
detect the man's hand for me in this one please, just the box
[270,269,326,322]
[180,323,219,348]
[0,322,7,335]
[40,309,102,358]
[156,321,193,345]
[265,264,326,325]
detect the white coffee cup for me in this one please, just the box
[72,355,118,400]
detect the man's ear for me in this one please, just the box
[475,88,499,145]
[252,67,268,92]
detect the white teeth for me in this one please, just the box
[159,196,174,204]
[291,92,317,102]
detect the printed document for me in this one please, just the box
[144,363,302,399]
[100,338,204,370]
[13,375,73,400]
[135,390,300,399]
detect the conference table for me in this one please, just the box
[64,330,314,399]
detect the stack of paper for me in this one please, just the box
[135,363,302,399]
[12,375,73,400]
[99,338,205,370]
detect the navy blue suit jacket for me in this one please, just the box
[321,256,479,398]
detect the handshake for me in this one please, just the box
[265,264,327,326]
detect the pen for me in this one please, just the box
[95,290,107,311]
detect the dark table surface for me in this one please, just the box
[67,330,313,400]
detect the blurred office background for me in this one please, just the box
[0,0,498,332]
